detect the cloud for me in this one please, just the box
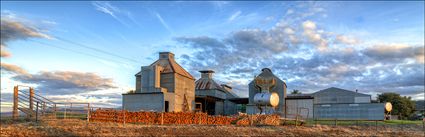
[0,45,11,57]
[154,12,173,34]
[1,62,117,95]
[92,1,134,27]
[1,19,52,45]
[0,16,52,57]
[228,11,242,21]
[302,20,328,51]
[363,44,424,63]
[335,35,360,45]
[175,12,424,99]
[12,71,116,95]
[0,62,29,75]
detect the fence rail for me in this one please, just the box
[12,85,90,122]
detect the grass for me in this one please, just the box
[294,119,425,126]
[383,120,424,125]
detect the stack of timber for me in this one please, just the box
[235,114,280,126]
[89,109,239,125]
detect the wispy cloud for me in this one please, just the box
[228,11,241,21]
[92,1,131,27]
[154,12,173,34]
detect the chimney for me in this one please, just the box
[199,70,214,79]
[261,68,272,72]
[159,52,175,60]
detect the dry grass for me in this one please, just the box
[1,119,424,137]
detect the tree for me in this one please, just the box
[291,89,301,94]
[377,93,415,119]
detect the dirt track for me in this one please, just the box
[1,119,423,137]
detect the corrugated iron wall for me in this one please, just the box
[313,103,385,120]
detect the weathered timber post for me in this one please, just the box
[42,102,46,116]
[29,87,34,118]
[122,108,126,126]
[161,112,164,125]
[36,102,39,122]
[295,115,298,127]
[87,103,90,123]
[13,86,19,120]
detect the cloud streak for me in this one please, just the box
[92,1,133,27]
[154,12,173,34]
[228,11,241,21]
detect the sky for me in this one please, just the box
[1,1,424,112]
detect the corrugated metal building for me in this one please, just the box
[312,87,371,104]
[285,94,314,119]
[311,87,385,120]
[194,70,242,115]
[123,52,195,112]
[284,87,385,120]
[314,103,385,120]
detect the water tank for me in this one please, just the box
[253,92,279,107]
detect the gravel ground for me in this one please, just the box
[1,119,424,137]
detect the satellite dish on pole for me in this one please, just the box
[385,102,392,112]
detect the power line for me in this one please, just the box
[29,39,137,67]
[54,36,139,63]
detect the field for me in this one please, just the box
[1,119,424,137]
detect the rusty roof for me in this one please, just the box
[135,52,194,79]
[195,78,224,91]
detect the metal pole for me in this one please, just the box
[54,104,57,119]
[13,86,19,120]
[375,121,378,131]
[64,106,67,119]
[334,119,337,127]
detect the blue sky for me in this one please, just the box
[1,1,424,112]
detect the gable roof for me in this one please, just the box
[135,56,195,79]
[313,87,370,97]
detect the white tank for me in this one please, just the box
[253,92,279,107]
[385,102,392,112]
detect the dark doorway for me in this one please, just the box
[164,101,169,112]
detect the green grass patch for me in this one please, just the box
[303,119,423,126]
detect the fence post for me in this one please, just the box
[29,87,34,118]
[375,121,378,131]
[86,104,89,122]
[295,115,298,127]
[13,86,19,120]
[250,115,253,126]
[122,109,125,126]
[36,102,39,122]
[42,102,46,116]
[64,106,67,119]
[54,104,57,119]
[334,119,337,127]
[161,112,164,125]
